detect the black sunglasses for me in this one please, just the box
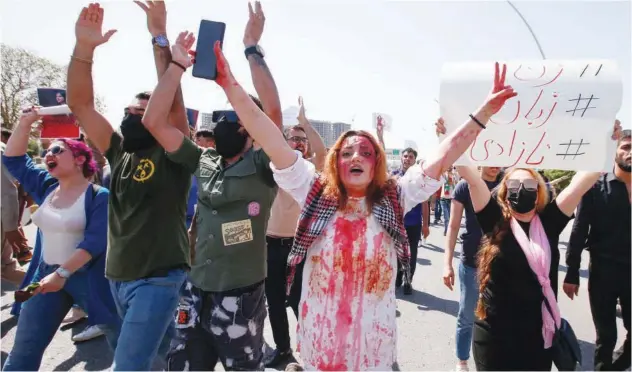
[46,145,65,156]
[505,178,538,192]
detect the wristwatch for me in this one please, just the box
[55,267,72,279]
[244,45,265,59]
[152,34,169,48]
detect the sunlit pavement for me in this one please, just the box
[1,221,625,371]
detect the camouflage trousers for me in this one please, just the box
[166,279,267,371]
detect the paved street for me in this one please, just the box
[1,220,625,371]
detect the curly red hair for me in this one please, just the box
[321,130,394,210]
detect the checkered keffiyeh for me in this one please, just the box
[286,176,411,295]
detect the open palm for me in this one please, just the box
[75,3,117,49]
[172,32,196,68]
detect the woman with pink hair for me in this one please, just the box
[2,108,120,371]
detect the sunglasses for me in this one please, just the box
[505,178,538,192]
[46,145,66,156]
[288,136,308,143]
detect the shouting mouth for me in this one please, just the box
[46,161,58,170]
[350,165,364,175]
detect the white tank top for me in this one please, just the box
[32,189,87,265]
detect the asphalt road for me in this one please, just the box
[1,221,626,371]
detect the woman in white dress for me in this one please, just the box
[204,40,517,370]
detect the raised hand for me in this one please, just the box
[434,117,446,137]
[134,1,167,37]
[243,1,265,46]
[612,119,622,140]
[376,116,384,137]
[75,3,117,49]
[297,96,307,122]
[481,62,518,117]
[19,106,42,127]
[213,41,237,89]
[171,32,196,69]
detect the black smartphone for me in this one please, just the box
[191,20,227,81]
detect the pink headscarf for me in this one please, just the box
[510,215,561,348]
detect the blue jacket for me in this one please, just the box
[3,154,118,326]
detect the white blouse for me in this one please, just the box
[271,152,442,371]
[32,189,86,265]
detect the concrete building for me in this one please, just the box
[282,107,351,148]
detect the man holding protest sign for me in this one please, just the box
[67,2,192,370]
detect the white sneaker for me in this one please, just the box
[455,362,469,371]
[72,325,104,342]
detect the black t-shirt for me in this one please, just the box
[474,196,571,340]
[452,179,500,268]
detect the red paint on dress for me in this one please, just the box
[313,214,368,371]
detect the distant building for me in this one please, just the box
[282,107,351,148]
[196,112,215,132]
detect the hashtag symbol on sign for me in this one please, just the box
[566,94,599,117]
[556,139,590,160]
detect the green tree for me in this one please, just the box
[543,169,575,193]
[1,44,106,130]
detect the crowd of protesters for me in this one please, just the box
[1,1,629,371]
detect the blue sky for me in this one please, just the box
[1,0,630,158]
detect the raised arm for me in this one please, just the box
[456,165,491,213]
[67,3,116,154]
[376,119,385,150]
[134,1,189,136]
[141,32,194,153]
[3,110,56,203]
[243,1,283,130]
[424,63,517,179]
[214,43,295,170]
[556,121,622,216]
[297,97,326,171]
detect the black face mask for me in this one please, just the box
[507,185,538,214]
[120,114,156,153]
[214,119,248,158]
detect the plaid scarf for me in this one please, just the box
[286,175,411,295]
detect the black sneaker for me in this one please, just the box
[403,283,413,295]
[265,348,292,368]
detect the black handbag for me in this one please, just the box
[542,296,582,371]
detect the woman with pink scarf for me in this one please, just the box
[456,120,622,371]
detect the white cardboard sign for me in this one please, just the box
[439,60,622,171]
[372,112,393,132]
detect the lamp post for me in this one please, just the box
[507,1,547,60]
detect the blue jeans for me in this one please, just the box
[109,269,186,371]
[456,261,479,361]
[434,198,442,221]
[3,262,120,371]
[441,198,452,234]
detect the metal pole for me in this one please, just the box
[506,1,547,60]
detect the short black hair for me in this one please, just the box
[402,147,417,158]
[135,91,152,101]
[283,125,306,138]
[619,129,631,144]
[196,130,214,138]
